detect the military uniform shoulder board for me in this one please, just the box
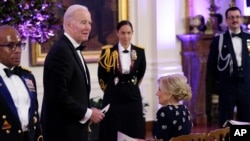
[102,45,113,50]
[19,66,31,73]
[135,45,144,49]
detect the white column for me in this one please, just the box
[129,0,186,121]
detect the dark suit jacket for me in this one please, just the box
[41,35,91,141]
[207,30,250,94]
[0,66,42,141]
[206,30,250,115]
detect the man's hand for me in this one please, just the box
[89,108,105,123]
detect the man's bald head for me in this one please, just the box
[0,25,22,68]
[0,25,21,45]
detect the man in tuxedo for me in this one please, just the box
[206,6,250,127]
[0,25,42,141]
[41,4,104,141]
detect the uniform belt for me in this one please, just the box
[113,76,137,85]
[121,79,134,84]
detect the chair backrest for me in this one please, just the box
[169,133,207,141]
[207,127,230,141]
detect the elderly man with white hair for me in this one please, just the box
[41,4,104,141]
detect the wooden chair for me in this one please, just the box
[207,127,230,141]
[169,133,207,141]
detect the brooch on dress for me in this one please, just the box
[131,49,137,60]
[114,77,119,85]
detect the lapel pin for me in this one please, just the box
[114,77,119,85]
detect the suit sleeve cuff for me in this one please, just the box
[79,108,92,124]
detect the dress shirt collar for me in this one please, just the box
[229,29,241,35]
[0,63,13,77]
[118,42,131,53]
[64,32,81,49]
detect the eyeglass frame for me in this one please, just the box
[226,15,242,20]
[0,42,26,51]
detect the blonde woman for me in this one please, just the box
[152,74,193,141]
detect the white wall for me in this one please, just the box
[127,0,186,121]
[237,0,250,16]
[20,0,186,121]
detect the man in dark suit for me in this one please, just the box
[0,25,42,141]
[98,20,146,141]
[206,6,250,127]
[41,4,104,141]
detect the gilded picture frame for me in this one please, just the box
[30,0,129,66]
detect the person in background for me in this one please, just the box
[206,6,250,127]
[152,74,192,141]
[0,25,42,141]
[189,15,207,33]
[215,13,224,32]
[41,4,104,141]
[197,15,207,33]
[98,20,146,141]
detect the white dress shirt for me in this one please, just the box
[0,63,30,131]
[64,33,92,124]
[118,42,131,74]
[230,30,242,66]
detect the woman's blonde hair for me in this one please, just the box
[158,74,192,101]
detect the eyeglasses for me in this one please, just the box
[227,16,242,20]
[0,42,26,51]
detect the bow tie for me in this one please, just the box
[122,50,129,53]
[3,67,20,77]
[231,33,242,38]
[76,44,86,51]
